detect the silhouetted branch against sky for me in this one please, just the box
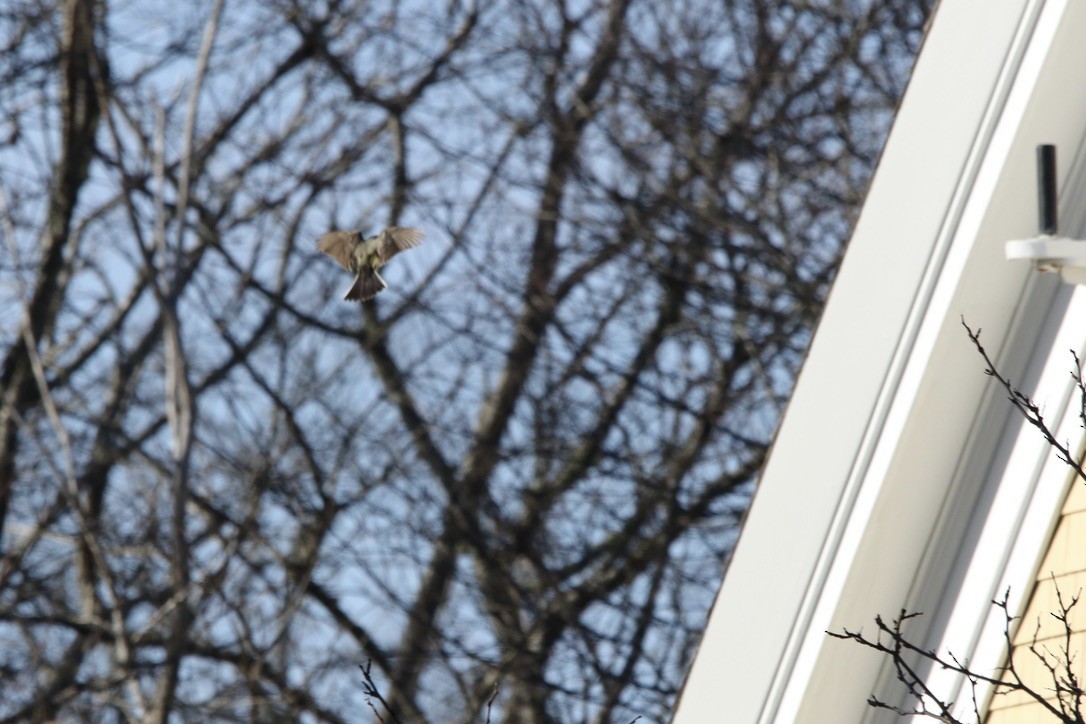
[0,0,931,720]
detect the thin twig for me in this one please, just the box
[485,681,500,723]
[360,660,401,724]
[962,319,1086,483]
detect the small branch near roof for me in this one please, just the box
[962,318,1086,484]
[830,587,1084,722]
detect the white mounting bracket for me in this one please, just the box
[1005,236,1086,285]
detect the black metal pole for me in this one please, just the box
[1038,144,1057,235]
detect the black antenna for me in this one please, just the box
[1038,144,1057,235]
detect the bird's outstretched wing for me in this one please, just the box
[316,230,359,270]
[374,227,424,264]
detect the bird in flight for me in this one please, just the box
[317,227,424,301]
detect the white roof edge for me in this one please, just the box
[672,0,1080,721]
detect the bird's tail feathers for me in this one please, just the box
[344,269,387,302]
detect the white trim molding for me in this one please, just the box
[922,282,1086,721]
[674,0,1086,722]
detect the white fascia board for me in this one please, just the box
[673,0,1083,722]
[790,0,1086,718]
[920,282,1086,722]
[778,0,1081,717]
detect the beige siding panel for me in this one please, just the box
[1035,508,1086,577]
[1063,477,1086,514]
[988,629,1086,709]
[986,704,1071,724]
[1011,570,1086,645]
[987,480,1086,721]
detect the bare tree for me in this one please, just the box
[0,0,931,721]
[832,588,1086,723]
